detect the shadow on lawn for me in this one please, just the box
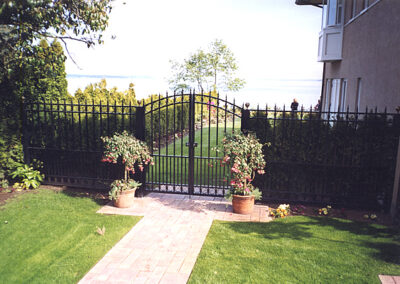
[223,216,400,265]
[60,187,109,206]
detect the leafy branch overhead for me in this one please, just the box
[0,0,113,80]
[169,39,245,93]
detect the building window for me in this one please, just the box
[355,78,362,111]
[339,79,347,112]
[323,0,344,28]
[324,79,331,112]
[351,0,357,18]
[330,79,341,113]
[363,0,369,10]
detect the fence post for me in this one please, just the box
[241,102,250,135]
[20,97,31,165]
[391,136,400,218]
[135,105,146,197]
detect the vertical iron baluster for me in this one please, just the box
[173,93,176,192]
[223,97,228,194]
[92,100,96,150]
[224,95,227,134]
[307,105,313,195]
[43,99,47,147]
[232,98,236,133]
[128,101,132,134]
[107,100,110,136]
[272,105,277,191]
[200,92,204,192]
[188,91,195,195]
[282,105,286,168]
[180,93,184,190]
[121,100,125,132]
[150,96,154,190]
[158,94,162,190]
[299,105,304,164]
[70,100,75,149]
[84,100,89,150]
[50,100,55,147]
[166,95,170,187]
[78,101,82,150]
[344,105,350,166]
[37,100,42,148]
[256,104,260,133]
[114,100,117,132]
[56,99,61,149]
[266,104,271,192]
[64,100,68,150]
[215,93,220,190]
[99,101,103,139]
[194,94,199,190]
[207,92,212,194]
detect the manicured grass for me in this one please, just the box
[148,122,241,187]
[189,216,400,283]
[0,189,141,284]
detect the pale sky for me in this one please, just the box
[66,0,323,107]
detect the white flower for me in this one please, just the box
[278,204,290,210]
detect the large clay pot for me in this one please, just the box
[232,194,255,214]
[113,189,136,208]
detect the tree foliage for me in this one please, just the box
[0,0,112,81]
[0,0,113,181]
[74,80,138,105]
[169,39,245,93]
[16,39,69,101]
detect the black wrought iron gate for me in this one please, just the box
[144,92,242,196]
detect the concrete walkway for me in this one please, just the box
[78,192,271,284]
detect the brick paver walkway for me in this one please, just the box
[379,275,400,284]
[78,192,271,284]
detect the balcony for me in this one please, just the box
[318,25,343,62]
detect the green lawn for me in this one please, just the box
[0,189,141,284]
[189,216,400,284]
[148,122,241,187]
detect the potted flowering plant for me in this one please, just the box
[220,133,266,214]
[101,131,153,208]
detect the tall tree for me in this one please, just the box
[0,0,112,83]
[15,39,69,101]
[207,39,245,91]
[0,0,113,176]
[168,39,245,92]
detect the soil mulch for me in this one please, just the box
[266,203,395,226]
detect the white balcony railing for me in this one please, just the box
[318,25,343,62]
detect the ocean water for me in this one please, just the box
[67,75,322,109]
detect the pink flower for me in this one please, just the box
[257,169,265,175]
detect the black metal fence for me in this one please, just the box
[242,105,400,210]
[22,99,144,189]
[22,97,400,210]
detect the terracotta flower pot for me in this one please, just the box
[113,189,136,208]
[232,194,255,215]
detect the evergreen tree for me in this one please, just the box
[15,39,68,102]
